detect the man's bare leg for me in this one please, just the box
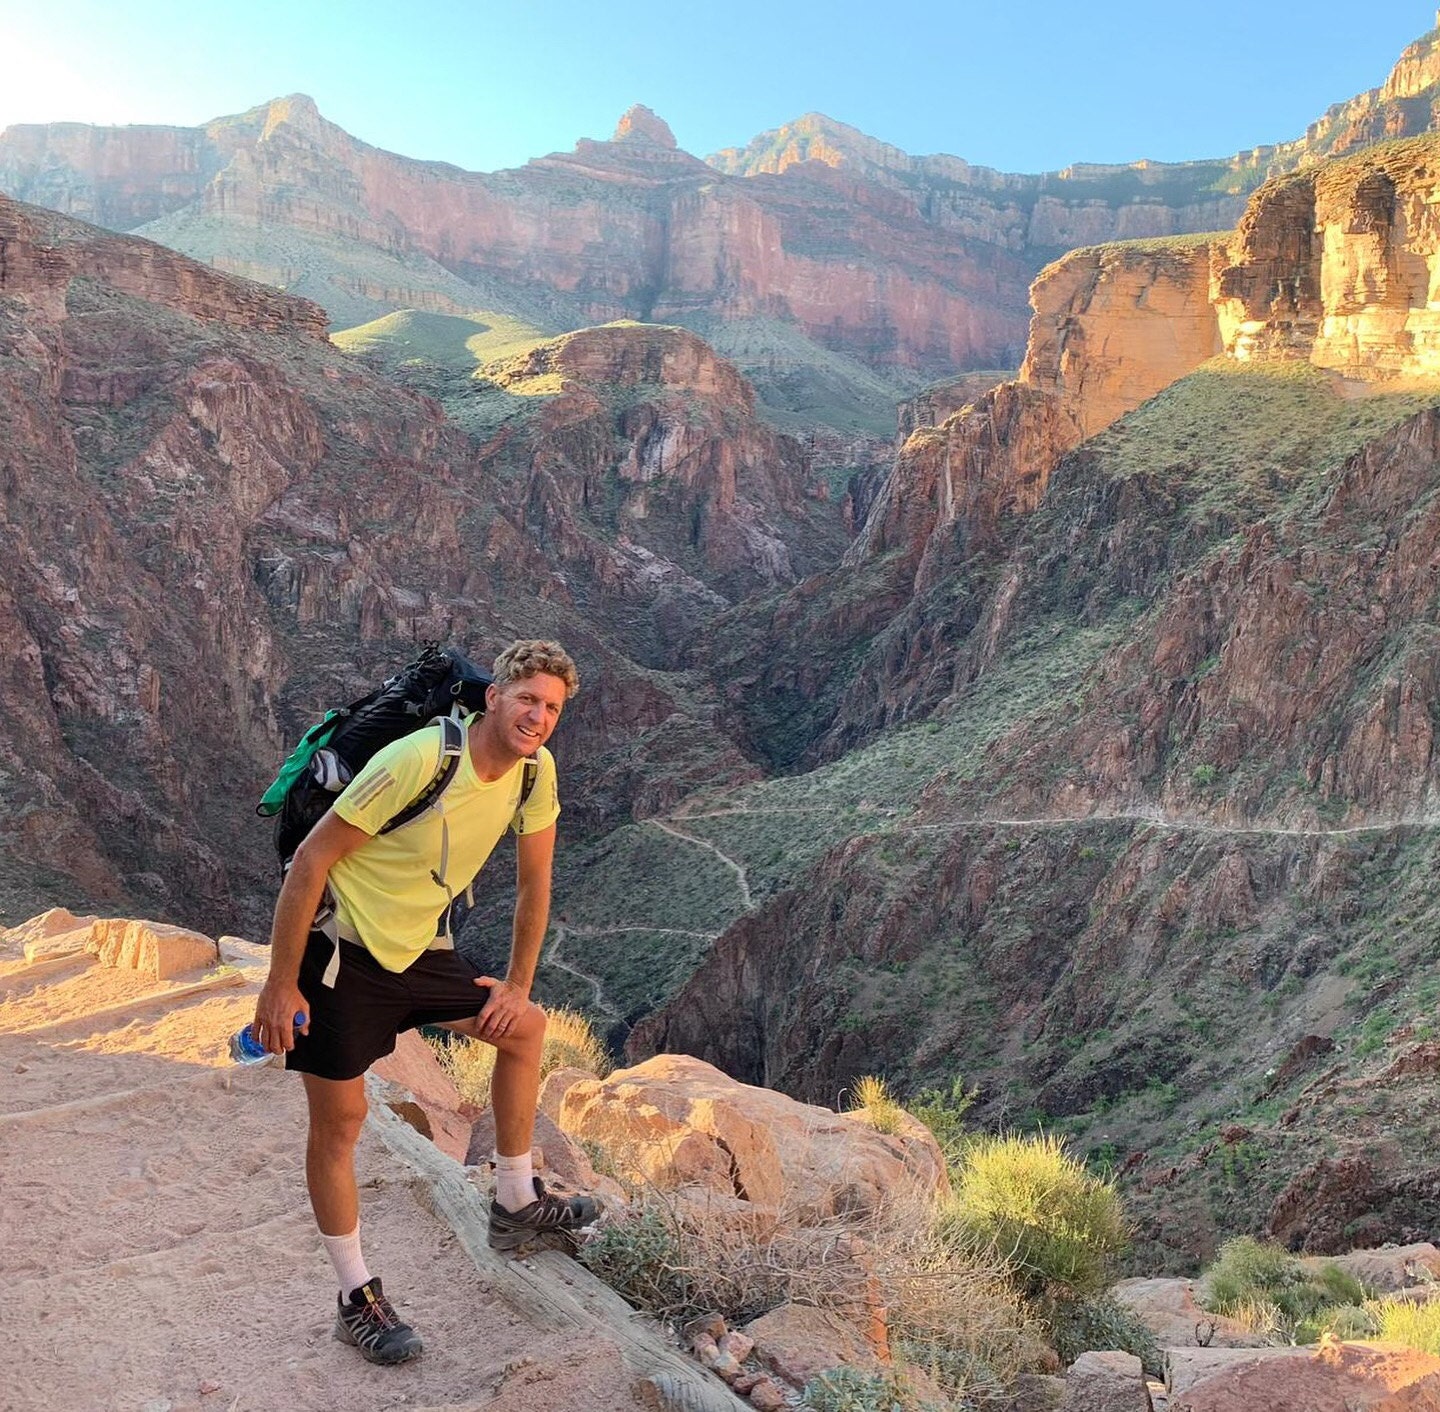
[302,1070,424,1362]
[488,1002,546,1158]
[301,1072,369,1234]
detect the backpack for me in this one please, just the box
[256,642,537,872]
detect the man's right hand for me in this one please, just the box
[253,982,311,1054]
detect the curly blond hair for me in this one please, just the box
[492,639,580,698]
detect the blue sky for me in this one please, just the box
[0,1,1433,174]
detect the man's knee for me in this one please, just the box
[490,1001,546,1056]
[304,1075,369,1152]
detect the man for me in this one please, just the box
[252,639,599,1366]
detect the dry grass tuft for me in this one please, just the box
[848,1074,906,1135]
[581,1177,1042,1399]
[432,1005,610,1108]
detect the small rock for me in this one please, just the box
[684,1311,728,1342]
[749,1378,788,1411]
[731,1372,762,1394]
[711,1351,742,1379]
[719,1330,755,1361]
[15,1063,28,1074]
[692,1333,721,1366]
[198,1381,222,1396]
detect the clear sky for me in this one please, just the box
[1,0,1434,175]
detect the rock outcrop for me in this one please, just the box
[558,1053,946,1218]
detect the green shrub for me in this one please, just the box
[938,1133,1129,1298]
[1322,1303,1381,1340]
[801,1367,938,1412]
[910,1075,979,1157]
[1199,1237,1364,1341]
[1202,1237,1295,1310]
[1045,1292,1162,1376]
[577,1200,693,1317]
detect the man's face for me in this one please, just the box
[487,672,567,757]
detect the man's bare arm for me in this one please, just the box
[472,822,556,1037]
[253,809,372,1052]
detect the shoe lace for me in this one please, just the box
[356,1290,400,1329]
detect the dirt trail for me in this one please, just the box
[648,819,754,910]
[3,930,743,1412]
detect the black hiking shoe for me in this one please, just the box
[488,1177,603,1253]
[334,1277,424,1365]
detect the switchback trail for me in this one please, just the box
[545,922,718,1023]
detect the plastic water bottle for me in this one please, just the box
[230,1012,307,1065]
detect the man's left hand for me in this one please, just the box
[473,975,528,1041]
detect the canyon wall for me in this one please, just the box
[0,193,835,925]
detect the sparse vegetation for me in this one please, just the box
[802,1366,939,1412]
[1198,1237,1364,1342]
[1363,1296,1440,1354]
[849,1075,906,1134]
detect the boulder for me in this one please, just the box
[1167,1340,1440,1410]
[558,1054,946,1219]
[1111,1277,1269,1348]
[465,1106,625,1208]
[1308,1244,1440,1294]
[538,1064,596,1122]
[371,1030,471,1163]
[90,917,218,980]
[743,1303,883,1388]
[1060,1350,1152,1411]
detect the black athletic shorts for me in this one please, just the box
[285,931,493,1081]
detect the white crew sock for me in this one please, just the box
[494,1151,537,1212]
[320,1225,372,1300]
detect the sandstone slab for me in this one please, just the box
[1167,1341,1440,1410]
[7,907,99,962]
[89,917,219,981]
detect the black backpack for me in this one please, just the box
[256,643,536,870]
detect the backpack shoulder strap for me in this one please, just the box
[379,715,466,836]
[511,754,541,833]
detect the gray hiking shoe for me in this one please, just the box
[334,1277,424,1365]
[488,1177,603,1252]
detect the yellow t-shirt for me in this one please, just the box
[328,720,559,971]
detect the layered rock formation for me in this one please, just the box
[710,26,1440,252]
[6,21,1437,441]
[0,96,1032,384]
[710,111,1247,255]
